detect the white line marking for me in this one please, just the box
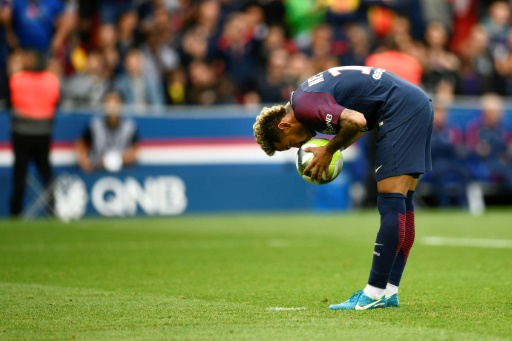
[421,237,512,249]
[266,307,307,311]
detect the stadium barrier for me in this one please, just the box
[1,101,511,219]
[0,107,362,219]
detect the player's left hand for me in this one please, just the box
[303,146,333,183]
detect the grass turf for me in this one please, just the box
[1,210,511,340]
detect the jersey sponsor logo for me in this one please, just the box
[92,176,187,216]
[324,114,336,134]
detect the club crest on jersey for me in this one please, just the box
[323,114,336,134]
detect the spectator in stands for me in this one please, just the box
[178,26,209,68]
[422,21,460,94]
[2,0,76,55]
[9,50,60,217]
[258,24,294,64]
[140,16,180,103]
[3,0,512,114]
[284,0,326,50]
[116,10,138,64]
[192,0,222,39]
[114,48,164,111]
[457,25,506,95]
[341,24,372,66]
[422,101,471,207]
[166,67,187,105]
[75,91,138,173]
[303,23,334,60]
[465,93,512,190]
[419,0,453,34]
[284,52,313,87]
[0,1,11,102]
[480,1,510,61]
[252,48,292,104]
[98,0,134,25]
[243,2,268,46]
[365,36,423,86]
[97,24,121,77]
[63,49,110,108]
[215,12,260,98]
[388,15,426,68]
[186,60,235,105]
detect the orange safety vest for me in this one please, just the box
[365,51,423,86]
[10,71,60,119]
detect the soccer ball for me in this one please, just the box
[296,139,344,185]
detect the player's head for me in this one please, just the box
[103,91,123,127]
[253,102,316,156]
[20,50,46,72]
[480,93,503,127]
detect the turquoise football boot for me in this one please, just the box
[329,290,387,310]
[386,293,399,307]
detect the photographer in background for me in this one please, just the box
[9,49,60,217]
[75,91,139,173]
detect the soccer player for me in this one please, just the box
[253,66,433,310]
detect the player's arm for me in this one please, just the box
[327,109,367,152]
[75,127,94,172]
[0,2,19,50]
[304,108,367,182]
[122,133,139,166]
[339,130,367,150]
[51,2,77,54]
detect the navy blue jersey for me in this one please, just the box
[290,66,431,134]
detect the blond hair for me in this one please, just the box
[253,105,287,156]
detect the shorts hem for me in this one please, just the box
[375,170,427,182]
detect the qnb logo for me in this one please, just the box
[92,176,187,217]
[324,114,336,134]
[54,174,88,221]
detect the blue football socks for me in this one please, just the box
[388,191,416,286]
[368,193,406,289]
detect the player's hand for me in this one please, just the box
[303,146,333,183]
[79,158,94,173]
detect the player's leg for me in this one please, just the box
[10,133,31,216]
[386,177,418,307]
[32,135,54,215]
[329,100,433,311]
[365,174,413,295]
[329,175,412,311]
[385,102,433,307]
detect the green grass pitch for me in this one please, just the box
[1,210,511,340]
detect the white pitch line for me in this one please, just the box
[421,237,512,249]
[266,307,307,311]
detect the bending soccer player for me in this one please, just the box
[253,66,433,310]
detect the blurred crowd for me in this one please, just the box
[2,0,512,109]
[2,0,512,211]
[421,93,512,208]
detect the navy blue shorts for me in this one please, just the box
[374,100,433,181]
